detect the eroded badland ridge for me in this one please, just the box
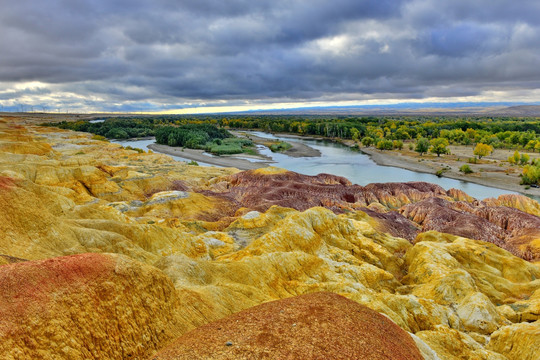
[1,115,540,359]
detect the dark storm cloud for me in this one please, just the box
[1,0,540,111]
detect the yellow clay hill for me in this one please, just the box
[0,115,539,360]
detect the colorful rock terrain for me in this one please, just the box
[0,115,539,359]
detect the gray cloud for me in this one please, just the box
[1,0,540,111]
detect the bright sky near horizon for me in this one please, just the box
[1,0,540,114]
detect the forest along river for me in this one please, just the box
[112,137,216,167]
[113,132,523,200]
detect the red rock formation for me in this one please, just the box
[400,197,509,247]
[208,169,470,214]
[222,169,360,213]
[472,206,540,234]
[200,169,540,258]
[0,253,182,359]
[362,181,449,208]
[472,206,540,261]
[398,197,540,260]
[150,292,424,360]
[361,208,420,241]
[484,194,540,216]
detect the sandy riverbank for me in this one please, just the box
[146,131,323,171]
[150,131,539,198]
[360,145,540,198]
[147,144,272,170]
[231,131,321,158]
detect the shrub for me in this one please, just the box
[91,134,108,141]
[206,138,254,155]
[124,146,144,153]
[508,150,520,164]
[460,164,473,174]
[435,168,447,177]
[269,141,292,152]
[521,164,540,185]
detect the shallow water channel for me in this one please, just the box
[113,133,523,200]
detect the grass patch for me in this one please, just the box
[91,134,109,141]
[123,146,144,153]
[266,141,293,152]
[205,138,254,155]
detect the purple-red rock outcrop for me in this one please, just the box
[203,168,540,260]
[400,197,540,260]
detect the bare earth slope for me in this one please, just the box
[151,292,424,360]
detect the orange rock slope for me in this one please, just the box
[1,115,540,360]
[151,292,424,360]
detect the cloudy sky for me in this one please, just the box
[1,0,540,113]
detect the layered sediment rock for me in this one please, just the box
[487,321,540,360]
[400,197,540,260]
[206,168,540,260]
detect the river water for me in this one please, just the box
[113,133,525,200]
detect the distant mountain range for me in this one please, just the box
[235,103,540,116]
[2,103,540,117]
[487,105,540,116]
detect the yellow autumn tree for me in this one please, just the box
[473,143,493,159]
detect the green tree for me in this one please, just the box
[350,127,360,142]
[521,164,540,185]
[361,136,374,147]
[429,138,449,157]
[394,126,411,140]
[415,137,430,156]
[525,140,538,152]
[473,143,493,159]
[104,128,128,139]
[376,139,393,150]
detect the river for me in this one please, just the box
[113,133,525,200]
